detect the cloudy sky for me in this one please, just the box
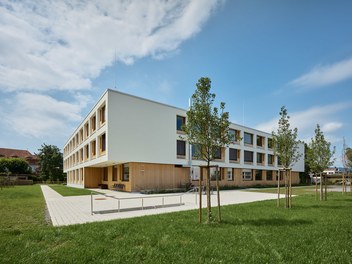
[0,0,351,166]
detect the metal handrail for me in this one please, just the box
[91,192,184,215]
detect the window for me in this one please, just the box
[103,167,108,181]
[257,135,264,147]
[277,156,282,166]
[268,138,273,149]
[210,167,221,181]
[266,171,273,181]
[122,163,129,181]
[244,132,253,145]
[85,144,89,160]
[176,115,186,131]
[244,150,253,163]
[91,115,96,133]
[191,166,200,180]
[229,129,240,143]
[214,148,222,160]
[276,171,283,181]
[113,166,117,181]
[177,140,186,157]
[227,169,233,181]
[255,170,262,181]
[99,104,106,125]
[242,169,252,181]
[100,133,106,154]
[84,122,89,139]
[257,152,264,165]
[79,128,84,143]
[229,148,239,162]
[192,144,201,158]
[91,140,96,158]
[80,148,83,162]
[268,154,274,165]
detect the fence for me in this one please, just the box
[90,193,185,215]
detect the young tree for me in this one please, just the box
[37,144,64,182]
[182,77,232,223]
[344,147,352,193]
[272,106,301,208]
[306,124,335,201]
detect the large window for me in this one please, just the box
[266,170,273,181]
[227,168,233,181]
[91,115,96,133]
[244,132,253,145]
[242,169,252,181]
[85,144,89,160]
[255,170,263,181]
[177,140,186,157]
[268,154,274,165]
[103,167,108,181]
[176,115,186,131]
[91,140,96,158]
[268,138,273,149]
[122,163,129,181]
[210,167,221,181]
[229,148,239,162]
[214,148,222,160]
[257,135,264,147]
[192,144,201,158]
[99,104,106,125]
[84,122,89,139]
[229,129,240,143]
[244,150,253,163]
[257,152,264,165]
[100,133,106,154]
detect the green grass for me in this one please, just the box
[48,184,99,196]
[1,185,352,263]
[247,185,317,195]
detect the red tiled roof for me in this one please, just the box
[0,148,36,159]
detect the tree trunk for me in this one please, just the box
[199,168,202,223]
[285,169,289,208]
[342,173,345,195]
[315,174,318,200]
[216,166,221,223]
[289,169,292,208]
[277,170,280,207]
[324,174,327,201]
[206,162,211,223]
[320,172,323,201]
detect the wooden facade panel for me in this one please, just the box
[84,167,103,188]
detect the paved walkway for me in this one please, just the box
[41,185,284,227]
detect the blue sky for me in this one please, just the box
[0,0,351,166]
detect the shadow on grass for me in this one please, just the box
[221,218,313,227]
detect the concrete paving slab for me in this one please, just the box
[41,185,285,227]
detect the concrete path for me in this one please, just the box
[41,185,284,227]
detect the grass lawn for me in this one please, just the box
[1,185,352,263]
[247,185,317,195]
[49,184,100,196]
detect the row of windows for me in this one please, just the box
[192,168,284,182]
[101,164,129,182]
[176,115,273,148]
[177,140,276,165]
[64,133,106,170]
[64,103,106,156]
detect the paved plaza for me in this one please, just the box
[41,185,287,226]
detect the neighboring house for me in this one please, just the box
[63,89,305,192]
[323,168,338,175]
[0,148,39,173]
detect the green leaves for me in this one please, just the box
[0,158,31,174]
[272,106,301,169]
[37,144,64,181]
[182,77,232,162]
[306,124,335,173]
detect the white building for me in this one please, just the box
[63,89,304,192]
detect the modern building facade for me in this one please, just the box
[63,89,304,192]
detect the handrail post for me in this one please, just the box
[142,198,144,210]
[91,192,93,215]
[118,198,120,212]
[162,197,164,207]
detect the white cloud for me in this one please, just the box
[255,102,352,143]
[0,92,91,139]
[289,57,352,90]
[0,0,222,92]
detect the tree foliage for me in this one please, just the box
[272,106,301,169]
[0,158,31,174]
[306,124,335,174]
[37,144,64,181]
[345,147,352,169]
[182,77,232,223]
